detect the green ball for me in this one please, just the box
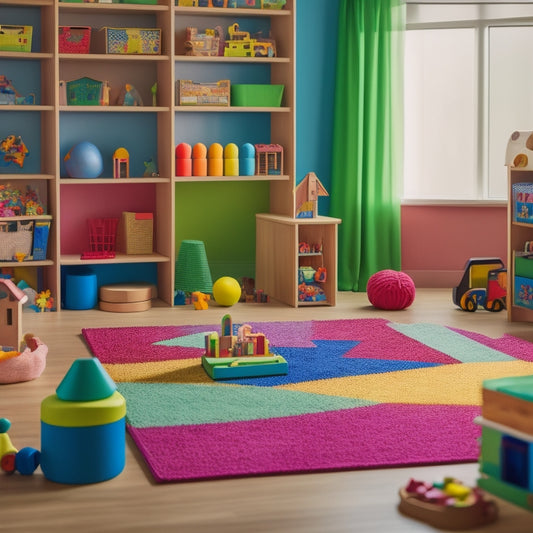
[212,277,241,307]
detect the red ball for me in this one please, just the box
[366,270,415,310]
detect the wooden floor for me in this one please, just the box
[3,289,533,532]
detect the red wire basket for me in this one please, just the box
[88,217,118,253]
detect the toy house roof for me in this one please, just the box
[0,278,28,304]
[296,172,329,197]
[255,143,283,153]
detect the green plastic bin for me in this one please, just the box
[231,84,284,107]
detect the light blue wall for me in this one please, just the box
[296,0,339,215]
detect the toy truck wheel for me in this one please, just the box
[465,296,478,312]
[487,299,504,312]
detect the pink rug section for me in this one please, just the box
[311,319,460,363]
[452,328,533,362]
[82,325,212,364]
[128,403,481,483]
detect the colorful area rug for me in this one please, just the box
[81,318,533,483]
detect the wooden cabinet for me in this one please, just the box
[507,167,533,322]
[256,214,341,307]
[0,1,314,309]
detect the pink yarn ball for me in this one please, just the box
[366,270,415,310]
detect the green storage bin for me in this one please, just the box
[120,0,158,4]
[231,84,284,107]
[515,255,533,278]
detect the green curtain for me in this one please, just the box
[330,0,405,291]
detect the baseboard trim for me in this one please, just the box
[403,270,462,289]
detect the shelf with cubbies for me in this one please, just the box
[56,1,175,306]
[255,214,340,307]
[0,0,58,294]
[2,0,302,308]
[507,167,533,322]
[173,2,295,283]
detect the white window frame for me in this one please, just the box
[404,2,533,206]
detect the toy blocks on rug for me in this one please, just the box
[201,314,288,380]
[476,375,533,511]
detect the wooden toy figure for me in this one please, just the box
[224,143,239,176]
[113,147,129,178]
[207,143,223,176]
[176,143,192,177]
[192,143,207,176]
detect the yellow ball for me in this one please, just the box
[212,276,241,307]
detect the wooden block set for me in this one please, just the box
[201,314,288,380]
[476,375,533,511]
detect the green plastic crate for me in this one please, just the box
[231,84,284,107]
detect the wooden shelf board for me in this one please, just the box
[175,55,290,64]
[176,106,290,113]
[0,105,54,111]
[0,0,53,5]
[59,106,169,113]
[0,259,53,268]
[0,173,55,180]
[60,177,170,184]
[256,214,342,226]
[297,301,333,307]
[59,54,170,63]
[0,52,54,60]
[61,253,170,266]
[175,6,291,17]
[58,3,169,14]
[0,215,52,222]
[174,175,289,183]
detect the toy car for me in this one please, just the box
[453,257,507,312]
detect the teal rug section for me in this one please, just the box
[117,382,376,428]
[153,332,208,349]
[389,323,515,363]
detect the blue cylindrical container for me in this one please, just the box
[64,268,97,310]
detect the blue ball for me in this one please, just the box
[64,142,103,179]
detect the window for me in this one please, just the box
[403,3,533,203]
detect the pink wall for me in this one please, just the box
[401,205,508,287]
[60,184,156,254]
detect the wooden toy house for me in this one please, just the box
[0,278,28,350]
[295,171,329,218]
[255,143,283,176]
[476,375,533,512]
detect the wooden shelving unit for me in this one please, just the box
[507,167,533,322]
[256,214,341,307]
[0,1,322,309]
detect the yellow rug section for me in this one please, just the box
[103,359,213,385]
[277,360,533,406]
